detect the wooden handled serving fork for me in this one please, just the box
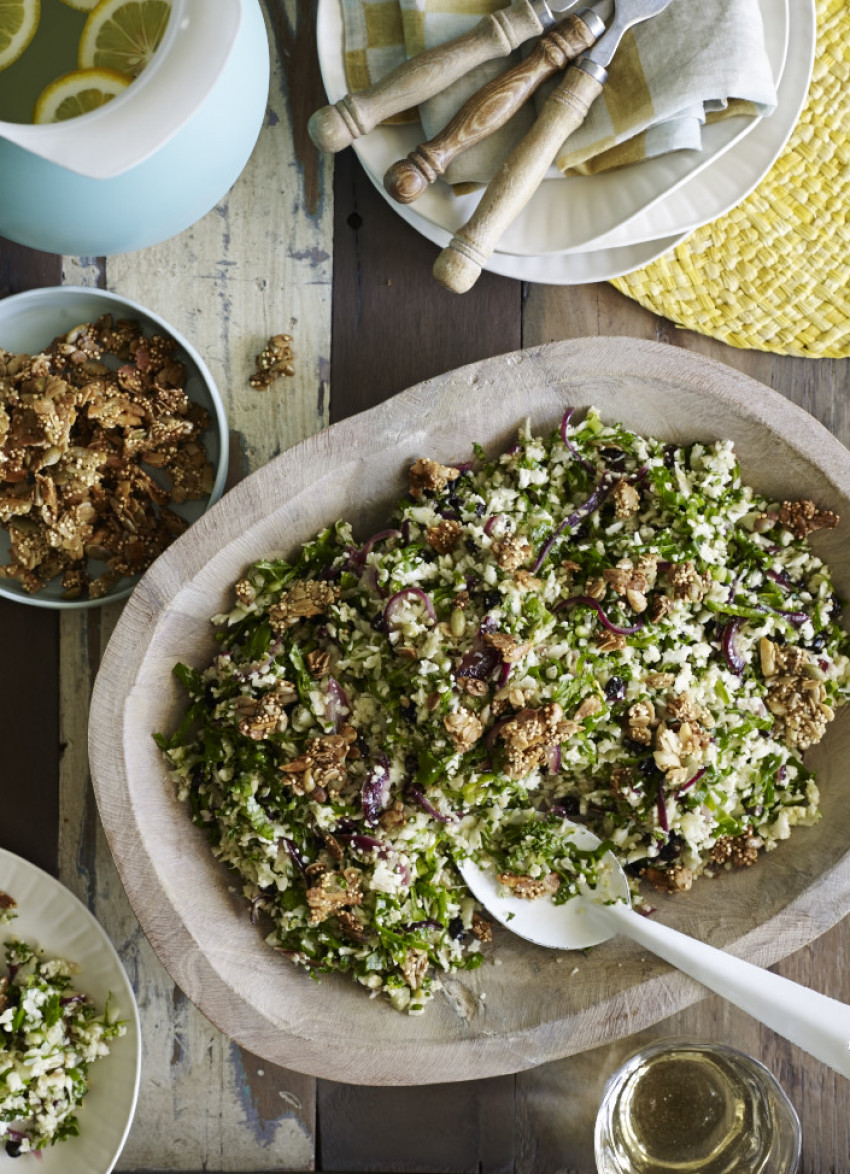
[384,6,607,204]
[433,0,677,293]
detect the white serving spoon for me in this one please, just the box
[458,822,850,1080]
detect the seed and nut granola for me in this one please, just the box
[0,316,215,598]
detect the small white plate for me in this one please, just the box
[347,0,814,283]
[0,848,141,1173]
[0,286,229,610]
[316,0,791,256]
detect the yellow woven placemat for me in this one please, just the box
[611,0,848,359]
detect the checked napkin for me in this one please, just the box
[340,0,778,184]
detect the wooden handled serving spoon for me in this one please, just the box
[434,0,676,292]
[383,5,607,204]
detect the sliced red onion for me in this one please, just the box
[485,716,512,753]
[767,568,793,591]
[400,519,411,545]
[720,618,746,675]
[383,587,437,629]
[559,407,596,472]
[280,836,308,879]
[59,994,87,1007]
[773,608,808,627]
[554,595,645,636]
[498,661,512,687]
[548,744,562,774]
[483,513,506,537]
[334,831,387,855]
[656,781,669,833]
[250,893,273,925]
[402,918,444,933]
[350,529,401,567]
[406,782,457,823]
[776,764,788,784]
[532,473,618,573]
[362,752,392,824]
[325,677,349,732]
[361,564,388,599]
[678,767,706,793]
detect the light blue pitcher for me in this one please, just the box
[0,0,269,256]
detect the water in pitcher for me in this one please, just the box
[0,0,86,124]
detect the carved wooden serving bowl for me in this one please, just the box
[88,339,850,1084]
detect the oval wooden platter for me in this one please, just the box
[88,338,850,1086]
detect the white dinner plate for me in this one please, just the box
[316,0,791,256]
[0,849,141,1173]
[344,0,814,283]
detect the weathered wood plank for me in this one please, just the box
[54,0,332,1167]
[0,246,62,876]
[318,1077,516,1174]
[519,280,850,1174]
[330,149,522,422]
[317,156,521,1172]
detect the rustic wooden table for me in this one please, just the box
[1,3,849,1170]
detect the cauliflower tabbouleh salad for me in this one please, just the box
[158,409,850,1013]
[0,894,125,1157]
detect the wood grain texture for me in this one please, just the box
[309,0,543,152]
[384,13,597,204]
[51,0,331,1166]
[519,284,850,1174]
[331,148,522,421]
[87,338,850,1092]
[0,247,62,877]
[434,67,604,292]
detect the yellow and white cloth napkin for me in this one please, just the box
[341,0,777,183]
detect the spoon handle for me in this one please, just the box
[599,902,850,1080]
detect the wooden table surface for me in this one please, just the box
[1,4,849,1171]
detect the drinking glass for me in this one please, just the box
[594,1038,801,1173]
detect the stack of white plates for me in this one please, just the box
[316,0,814,283]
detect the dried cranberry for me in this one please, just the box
[482,590,501,610]
[599,446,626,470]
[604,676,626,702]
[370,613,386,632]
[663,445,678,469]
[553,795,581,816]
[5,1141,22,1158]
[400,702,417,723]
[638,757,662,780]
[807,633,826,652]
[448,916,466,940]
[658,833,683,862]
[465,537,477,553]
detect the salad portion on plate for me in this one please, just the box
[0,851,140,1173]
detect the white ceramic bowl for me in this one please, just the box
[0,286,228,610]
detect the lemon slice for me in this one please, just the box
[57,0,102,10]
[78,0,170,78]
[33,66,130,122]
[0,0,40,71]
